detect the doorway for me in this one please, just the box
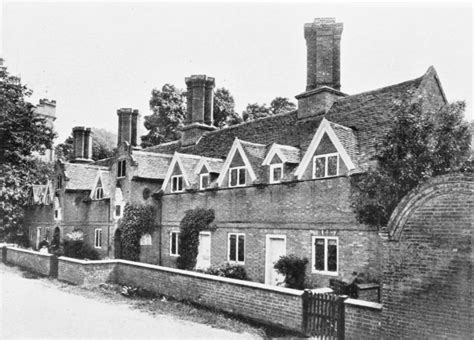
[196,232,211,270]
[114,229,122,259]
[265,235,286,286]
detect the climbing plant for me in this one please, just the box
[176,208,216,270]
[120,204,155,261]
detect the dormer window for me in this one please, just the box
[229,167,246,187]
[94,180,104,199]
[313,153,339,178]
[270,164,283,183]
[117,160,126,178]
[171,175,184,193]
[200,173,210,190]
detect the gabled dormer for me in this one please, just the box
[295,118,357,180]
[262,144,300,184]
[162,152,202,193]
[90,170,111,200]
[194,157,224,190]
[216,138,266,188]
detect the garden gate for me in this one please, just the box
[302,291,345,339]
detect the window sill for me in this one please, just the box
[312,270,338,276]
[170,254,179,257]
[228,261,245,265]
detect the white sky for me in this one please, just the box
[1,1,472,142]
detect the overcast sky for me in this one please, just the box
[1,2,472,142]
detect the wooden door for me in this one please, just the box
[265,235,286,285]
[196,232,211,270]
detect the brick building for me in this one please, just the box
[25,18,449,287]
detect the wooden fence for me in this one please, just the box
[302,291,346,339]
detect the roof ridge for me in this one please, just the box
[134,150,174,158]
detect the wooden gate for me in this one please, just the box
[302,291,345,339]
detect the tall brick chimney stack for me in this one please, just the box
[296,18,346,119]
[117,108,139,147]
[71,126,93,163]
[181,75,216,146]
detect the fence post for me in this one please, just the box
[301,289,311,336]
[337,295,348,340]
[2,246,7,263]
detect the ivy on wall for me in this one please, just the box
[177,208,216,270]
[120,204,155,261]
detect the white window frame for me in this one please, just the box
[170,231,180,256]
[227,233,245,264]
[94,186,104,200]
[269,163,284,183]
[94,228,102,249]
[171,175,184,193]
[200,173,210,190]
[311,236,338,275]
[117,160,126,178]
[228,166,246,187]
[313,153,339,179]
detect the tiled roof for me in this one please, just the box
[63,163,107,191]
[92,157,114,167]
[98,170,112,198]
[143,71,427,170]
[132,151,173,180]
[278,145,301,164]
[205,158,224,173]
[239,140,268,181]
[178,154,201,185]
[329,121,361,172]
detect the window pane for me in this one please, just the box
[315,238,325,270]
[122,161,126,177]
[201,175,209,189]
[238,235,245,262]
[315,157,326,178]
[178,177,183,191]
[171,233,177,255]
[229,234,236,261]
[273,166,282,182]
[238,168,246,185]
[328,239,338,272]
[230,169,237,186]
[327,155,338,176]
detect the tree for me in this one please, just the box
[141,84,186,148]
[351,101,472,229]
[0,60,55,241]
[55,128,116,162]
[270,97,296,115]
[213,88,242,128]
[242,97,296,122]
[242,103,271,122]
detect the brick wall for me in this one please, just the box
[5,247,57,277]
[160,177,381,286]
[114,260,305,332]
[344,298,382,340]
[57,257,116,286]
[382,174,473,339]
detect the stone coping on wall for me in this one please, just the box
[6,246,54,258]
[58,257,117,265]
[116,259,305,296]
[345,298,382,310]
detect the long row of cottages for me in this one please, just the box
[25,18,448,287]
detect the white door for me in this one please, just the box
[196,232,211,270]
[265,235,286,286]
[36,227,41,249]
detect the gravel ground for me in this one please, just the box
[0,263,264,339]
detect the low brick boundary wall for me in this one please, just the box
[4,246,58,277]
[115,260,304,332]
[345,298,382,340]
[58,257,116,286]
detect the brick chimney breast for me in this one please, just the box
[117,108,139,147]
[71,126,93,163]
[297,18,346,120]
[181,75,216,147]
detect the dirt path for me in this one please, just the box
[0,264,259,339]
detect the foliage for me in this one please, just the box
[176,208,216,270]
[213,88,242,128]
[242,97,296,122]
[62,230,99,260]
[274,254,309,290]
[0,61,56,240]
[119,204,155,261]
[55,128,116,162]
[202,263,249,281]
[140,84,186,148]
[351,101,472,229]
[269,97,296,115]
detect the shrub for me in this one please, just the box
[274,254,309,290]
[176,208,216,270]
[203,263,249,281]
[120,204,155,261]
[63,239,99,260]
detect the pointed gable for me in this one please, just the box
[90,170,111,199]
[262,144,301,166]
[161,152,201,193]
[295,118,356,180]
